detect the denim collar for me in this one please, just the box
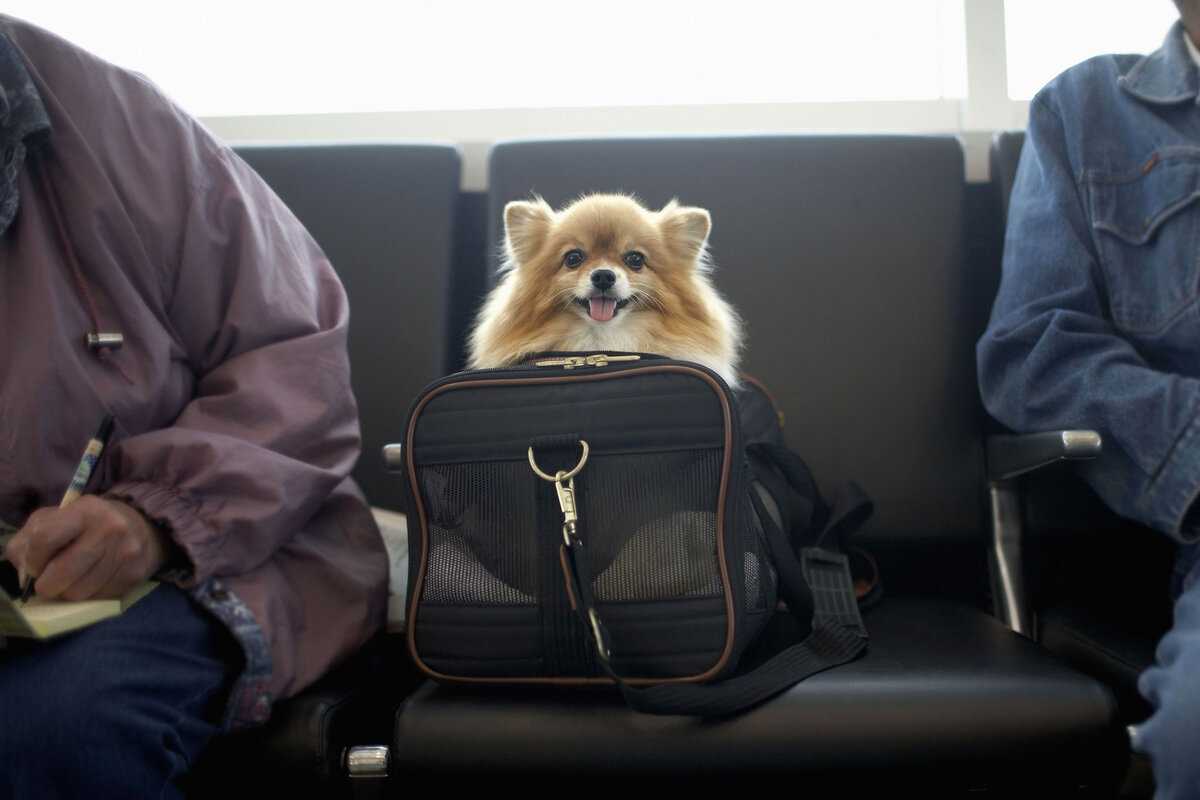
[1120,20,1200,105]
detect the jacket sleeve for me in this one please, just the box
[976,91,1200,544]
[103,144,365,583]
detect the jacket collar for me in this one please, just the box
[0,31,50,237]
[0,32,50,146]
[1120,20,1200,105]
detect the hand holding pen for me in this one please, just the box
[9,412,174,602]
[14,414,116,601]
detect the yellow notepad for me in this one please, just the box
[0,581,158,639]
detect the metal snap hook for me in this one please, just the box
[527,440,589,483]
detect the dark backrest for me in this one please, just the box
[234,143,461,511]
[486,135,986,594]
[989,129,1025,225]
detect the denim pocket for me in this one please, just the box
[1089,149,1200,333]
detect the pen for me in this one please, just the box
[18,412,115,603]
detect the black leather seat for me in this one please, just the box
[372,134,1128,795]
[393,599,1123,794]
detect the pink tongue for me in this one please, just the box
[589,297,616,322]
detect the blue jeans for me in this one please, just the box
[0,583,239,799]
[1136,543,1200,799]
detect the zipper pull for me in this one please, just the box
[533,354,642,369]
[585,353,641,367]
[534,356,589,369]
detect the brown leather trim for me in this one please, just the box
[739,372,785,428]
[404,387,438,677]
[405,363,738,684]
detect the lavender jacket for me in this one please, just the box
[0,16,388,730]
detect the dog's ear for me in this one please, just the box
[659,200,712,263]
[503,198,554,266]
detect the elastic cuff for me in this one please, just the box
[103,480,210,585]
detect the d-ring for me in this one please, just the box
[528,440,589,482]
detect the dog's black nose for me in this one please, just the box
[591,269,616,291]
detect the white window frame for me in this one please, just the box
[203,0,1026,188]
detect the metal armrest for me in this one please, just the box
[985,430,1102,636]
[347,745,391,800]
[383,444,404,473]
[986,430,1102,483]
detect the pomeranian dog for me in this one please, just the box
[466,193,743,385]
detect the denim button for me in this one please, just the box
[210,587,230,602]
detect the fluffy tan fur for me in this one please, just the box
[467,194,743,385]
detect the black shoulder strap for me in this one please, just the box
[558,517,867,717]
[602,619,864,717]
[554,377,874,716]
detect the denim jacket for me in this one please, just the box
[977,21,1200,544]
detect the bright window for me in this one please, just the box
[1004,0,1182,99]
[4,1,967,117]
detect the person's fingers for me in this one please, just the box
[16,496,169,600]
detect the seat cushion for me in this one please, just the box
[390,598,1124,794]
[1038,602,1164,724]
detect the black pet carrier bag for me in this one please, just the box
[389,352,871,716]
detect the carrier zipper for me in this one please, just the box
[390,353,647,472]
[533,354,643,369]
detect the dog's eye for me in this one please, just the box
[563,250,585,269]
[623,251,645,270]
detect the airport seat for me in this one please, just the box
[355,135,1129,796]
[985,130,1174,724]
[182,142,462,800]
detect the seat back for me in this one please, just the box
[235,143,461,510]
[989,129,1025,225]
[485,135,989,596]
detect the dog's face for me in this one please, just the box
[503,194,711,334]
[468,193,742,383]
